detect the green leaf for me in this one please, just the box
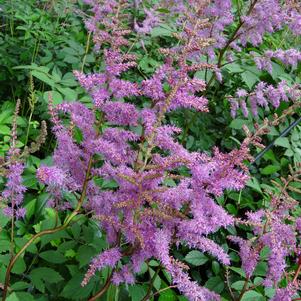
[230,119,248,130]
[76,245,97,268]
[128,285,147,301]
[274,137,290,148]
[151,25,173,37]
[229,267,246,278]
[31,70,55,87]
[63,55,80,64]
[43,91,63,105]
[0,240,10,253]
[10,281,30,291]
[0,109,13,124]
[184,250,208,266]
[231,280,246,291]
[254,262,268,277]
[149,268,161,290]
[56,86,78,101]
[0,125,11,135]
[0,210,10,228]
[39,250,67,264]
[60,274,95,300]
[260,165,280,175]
[15,237,37,254]
[30,267,64,293]
[246,177,262,193]
[241,290,265,301]
[158,288,177,301]
[225,63,244,73]
[241,70,259,89]
[205,276,224,294]
[65,249,76,258]
[11,257,26,275]
[6,292,35,301]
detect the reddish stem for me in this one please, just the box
[293,255,301,284]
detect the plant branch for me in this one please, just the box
[141,266,162,301]
[88,270,114,301]
[237,276,250,301]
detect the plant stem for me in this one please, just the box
[88,270,114,301]
[141,267,161,301]
[293,255,301,284]
[237,276,249,301]
[24,109,34,147]
[205,0,259,91]
[2,156,93,301]
[81,31,92,72]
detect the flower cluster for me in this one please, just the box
[34,2,266,300]
[230,165,301,298]
[34,1,301,300]
[254,49,301,74]
[230,81,301,117]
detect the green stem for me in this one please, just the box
[81,31,92,72]
[24,109,33,146]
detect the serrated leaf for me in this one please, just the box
[30,267,64,293]
[0,210,10,228]
[6,292,35,301]
[241,70,259,89]
[230,119,248,130]
[39,250,67,264]
[274,137,290,148]
[31,70,55,87]
[0,240,10,253]
[205,276,224,294]
[10,281,30,291]
[149,268,161,290]
[43,91,63,105]
[11,257,26,275]
[241,290,265,301]
[184,250,208,266]
[260,165,280,175]
[0,125,11,135]
[231,280,246,291]
[151,25,173,37]
[76,245,97,268]
[246,177,262,193]
[128,285,147,301]
[60,274,95,299]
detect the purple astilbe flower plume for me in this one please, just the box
[2,162,26,219]
[230,81,301,117]
[1,100,26,219]
[81,247,122,286]
[231,164,301,292]
[112,265,135,285]
[271,286,297,301]
[228,236,260,278]
[254,49,301,73]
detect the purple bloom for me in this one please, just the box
[2,162,26,219]
[82,247,121,286]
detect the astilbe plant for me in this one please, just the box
[2,1,301,301]
[0,100,47,220]
[35,1,260,300]
[229,163,301,301]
